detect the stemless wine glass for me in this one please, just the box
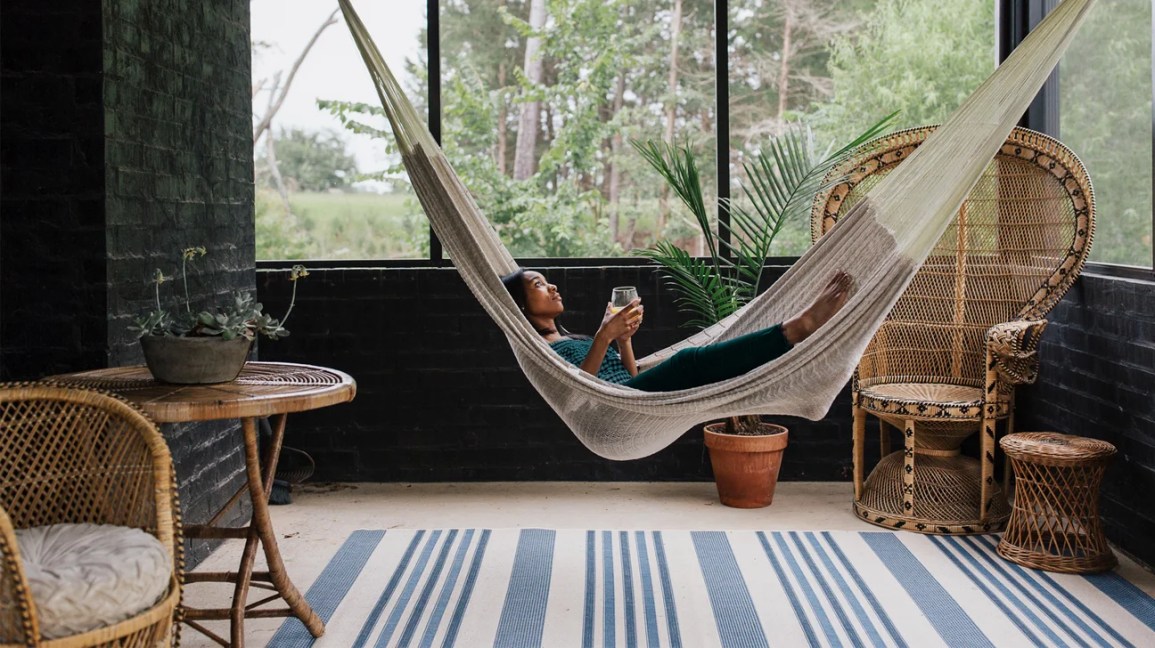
[610,286,638,314]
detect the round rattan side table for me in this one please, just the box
[997,432,1117,573]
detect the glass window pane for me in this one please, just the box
[252,0,427,260]
[440,0,716,258]
[1060,0,1153,267]
[729,0,996,256]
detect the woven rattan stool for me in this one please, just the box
[997,432,1117,573]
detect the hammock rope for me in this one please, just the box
[337,0,1097,460]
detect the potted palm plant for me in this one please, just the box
[633,114,895,507]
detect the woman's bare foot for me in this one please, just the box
[782,271,853,345]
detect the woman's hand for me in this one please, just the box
[596,298,643,344]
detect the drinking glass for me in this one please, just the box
[610,286,638,314]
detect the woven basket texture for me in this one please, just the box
[0,383,182,647]
[998,432,1117,573]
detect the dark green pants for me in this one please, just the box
[623,324,792,392]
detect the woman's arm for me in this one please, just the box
[617,338,638,377]
[578,334,615,377]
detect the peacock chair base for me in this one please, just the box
[854,450,1010,534]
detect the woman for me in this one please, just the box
[500,268,853,392]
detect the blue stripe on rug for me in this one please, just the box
[267,529,385,648]
[692,531,768,648]
[397,529,460,647]
[971,535,1132,647]
[440,529,490,648]
[757,531,819,646]
[603,530,616,648]
[633,531,661,648]
[930,536,1057,646]
[620,531,638,648]
[820,531,907,648]
[773,532,842,647]
[493,528,555,648]
[651,531,682,648]
[583,530,596,648]
[418,528,476,648]
[797,531,887,647]
[789,531,864,646]
[353,530,427,647]
[863,532,993,647]
[1083,570,1155,632]
[960,535,1117,647]
[373,529,446,648]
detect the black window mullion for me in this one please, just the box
[998,0,1059,135]
[715,0,731,258]
[428,0,445,265]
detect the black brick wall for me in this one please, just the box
[1,0,255,566]
[257,265,855,484]
[101,0,256,566]
[1,0,108,380]
[1018,272,1155,569]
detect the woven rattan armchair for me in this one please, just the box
[0,384,183,647]
[811,126,1094,534]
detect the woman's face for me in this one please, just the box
[521,271,564,318]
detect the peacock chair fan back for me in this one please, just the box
[813,125,1094,392]
[810,126,1094,534]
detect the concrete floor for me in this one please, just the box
[181,482,1155,647]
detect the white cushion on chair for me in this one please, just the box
[16,523,171,640]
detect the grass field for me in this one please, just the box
[256,190,429,260]
[256,187,819,261]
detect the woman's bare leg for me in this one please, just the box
[781,271,853,345]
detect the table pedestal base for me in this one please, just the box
[182,415,324,648]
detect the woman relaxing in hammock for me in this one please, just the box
[501,268,852,392]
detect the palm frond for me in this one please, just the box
[737,112,900,295]
[635,242,738,328]
[632,112,899,329]
[630,140,720,266]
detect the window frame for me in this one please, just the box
[261,0,1154,277]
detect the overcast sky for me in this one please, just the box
[250,0,425,172]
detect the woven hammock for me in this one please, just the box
[337,0,1097,460]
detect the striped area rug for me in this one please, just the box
[270,529,1155,647]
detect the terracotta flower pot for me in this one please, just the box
[703,422,789,508]
[140,335,253,384]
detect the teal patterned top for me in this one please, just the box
[549,338,633,384]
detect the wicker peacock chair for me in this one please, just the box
[811,125,1094,534]
[0,383,183,647]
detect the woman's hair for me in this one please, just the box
[500,267,587,339]
[500,268,530,312]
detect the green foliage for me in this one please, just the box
[634,113,896,329]
[132,248,308,341]
[255,189,313,260]
[256,0,1150,268]
[1060,0,1152,266]
[257,128,360,192]
[812,0,994,143]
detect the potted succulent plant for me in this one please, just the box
[634,114,895,507]
[130,247,308,384]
